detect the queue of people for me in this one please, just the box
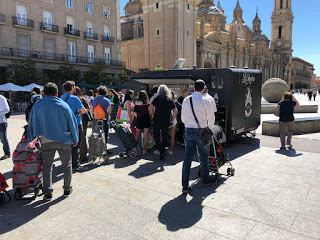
[0,79,223,198]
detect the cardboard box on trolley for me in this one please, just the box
[129,68,262,140]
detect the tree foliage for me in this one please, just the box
[119,68,136,84]
[53,63,78,84]
[7,59,43,85]
[82,61,117,84]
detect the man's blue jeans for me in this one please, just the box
[182,128,210,188]
[0,123,10,156]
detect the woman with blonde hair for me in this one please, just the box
[149,85,177,160]
[275,92,300,149]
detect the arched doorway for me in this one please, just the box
[204,58,215,68]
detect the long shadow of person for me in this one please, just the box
[275,148,303,157]
[0,195,65,234]
[158,178,227,231]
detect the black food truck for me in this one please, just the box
[129,68,262,140]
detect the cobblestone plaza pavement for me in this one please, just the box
[1,93,320,240]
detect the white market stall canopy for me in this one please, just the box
[23,83,44,91]
[0,83,31,92]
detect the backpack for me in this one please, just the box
[5,98,12,119]
[93,98,106,120]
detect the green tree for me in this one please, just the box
[53,62,78,84]
[82,61,114,84]
[7,59,42,85]
[119,68,136,84]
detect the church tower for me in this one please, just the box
[141,0,200,70]
[271,0,293,83]
[252,7,261,32]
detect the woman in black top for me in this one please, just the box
[275,92,300,149]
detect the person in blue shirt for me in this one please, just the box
[90,86,112,154]
[61,81,86,172]
[30,87,43,104]
[28,82,79,200]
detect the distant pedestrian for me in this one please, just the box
[0,94,10,160]
[30,87,43,104]
[275,92,300,149]
[123,90,135,126]
[61,81,87,172]
[175,89,190,145]
[28,82,79,200]
[169,92,178,156]
[312,89,317,101]
[181,80,216,193]
[149,85,177,160]
[307,89,312,101]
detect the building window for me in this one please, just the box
[156,29,160,35]
[86,1,93,14]
[44,39,55,59]
[187,30,189,36]
[156,2,159,9]
[134,28,138,39]
[16,5,27,26]
[138,28,142,38]
[66,17,74,33]
[280,0,283,9]
[86,21,93,35]
[104,47,111,64]
[66,0,73,8]
[278,26,282,39]
[104,25,110,37]
[43,11,53,30]
[68,42,76,61]
[87,45,94,63]
[187,4,190,10]
[103,6,110,19]
[18,34,30,57]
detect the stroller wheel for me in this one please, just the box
[225,154,230,161]
[119,152,125,158]
[231,168,235,176]
[129,150,137,158]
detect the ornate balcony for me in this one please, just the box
[40,23,59,34]
[12,16,34,29]
[64,27,80,37]
[84,32,98,41]
[102,35,115,44]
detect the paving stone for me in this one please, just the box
[195,207,257,240]
[87,224,145,240]
[291,214,320,239]
[245,222,315,240]
[232,200,298,230]
[138,216,211,240]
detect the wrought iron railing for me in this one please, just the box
[64,27,80,37]
[0,47,125,68]
[84,32,98,40]
[12,16,34,28]
[102,35,115,43]
[40,23,59,33]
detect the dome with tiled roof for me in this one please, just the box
[234,0,242,11]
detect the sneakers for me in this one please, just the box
[43,194,52,201]
[72,165,88,173]
[286,143,292,148]
[64,188,73,197]
[280,145,286,149]
[182,187,191,194]
[204,175,217,185]
[168,150,173,156]
[154,150,160,155]
[0,155,10,160]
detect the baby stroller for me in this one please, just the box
[111,121,140,158]
[198,125,235,180]
[88,120,109,164]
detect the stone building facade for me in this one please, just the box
[121,0,294,85]
[291,57,315,89]
[0,0,123,84]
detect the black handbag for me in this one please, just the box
[190,97,213,146]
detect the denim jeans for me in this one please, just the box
[41,142,72,195]
[182,128,210,188]
[153,123,169,154]
[0,123,10,155]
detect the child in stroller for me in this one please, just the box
[198,125,235,180]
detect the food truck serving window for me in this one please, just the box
[210,75,223,89]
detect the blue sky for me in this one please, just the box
[120,0,320,76]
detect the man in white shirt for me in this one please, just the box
[0,94,10,160]
[203,86,217,125]
[181,80,216,193]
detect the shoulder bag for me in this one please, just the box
[190,97,213,146]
